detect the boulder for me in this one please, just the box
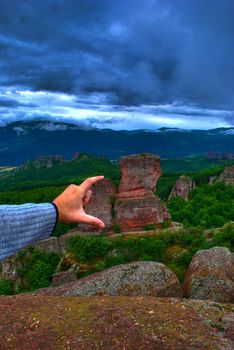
[216,165,234,186]
[169,175,196,201]
[78,178,116,232]
[35,261,181,297]
[183,247,234,303]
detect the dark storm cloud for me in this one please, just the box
[0,0,233,114]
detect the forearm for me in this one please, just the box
[0,203,58,260]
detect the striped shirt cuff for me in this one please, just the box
[0,203,58,260]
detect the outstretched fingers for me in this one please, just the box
[79,176,104,194]
[78,213,105,229]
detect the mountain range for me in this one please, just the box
[0,120,234,165]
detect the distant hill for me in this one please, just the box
[0,120,234,165]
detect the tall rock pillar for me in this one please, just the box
[115,154,170,231]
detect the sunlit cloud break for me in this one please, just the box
[0,89,233,130]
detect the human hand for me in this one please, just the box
[52,176,105,229]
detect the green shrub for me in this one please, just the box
[211,223,234,251]
[161,221,171,229]
[144,224,157,231]
[16,246,61,292]
[133,237,165,261]
[166,263,187,284]
[105,254,127,268]
[139,254,153,261]
[113,224,121,234]
[67,235,110,262]
[0,279,14,295]
[95,261,106,272]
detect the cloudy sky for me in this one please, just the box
[0,0,233,130]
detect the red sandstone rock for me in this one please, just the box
[117,154,162,196]
[115,154,170,231]
[115,196,170,231]
[169,175,196,201]
[78,178,116,232]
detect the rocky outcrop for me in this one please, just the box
[51,264,79,287]
[78,178,116,232]
[115,195,170,231]
[0,295,233,350]
[35,261,181,297]
[183,247,234,303]
[169,175,196,201]
[115,154,170,231]
[32,236,60,253]
[23,155,65,169]
[0,256,18,282]
[216,165,234,186]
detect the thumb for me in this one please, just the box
[78,213,105,229]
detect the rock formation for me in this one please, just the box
[216,165,234,186]
[0,256,18,282]
[183,247,234,303]
[1,295,233,349]
[169,175,196,201]
[35,261,181,297]
[78,178,116,232]
[115,154,170,231]
[23,155,64,169]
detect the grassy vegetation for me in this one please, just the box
[62,222,234,283]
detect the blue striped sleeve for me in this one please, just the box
[0,203,58,260]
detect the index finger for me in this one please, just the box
[79,176,104,193]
